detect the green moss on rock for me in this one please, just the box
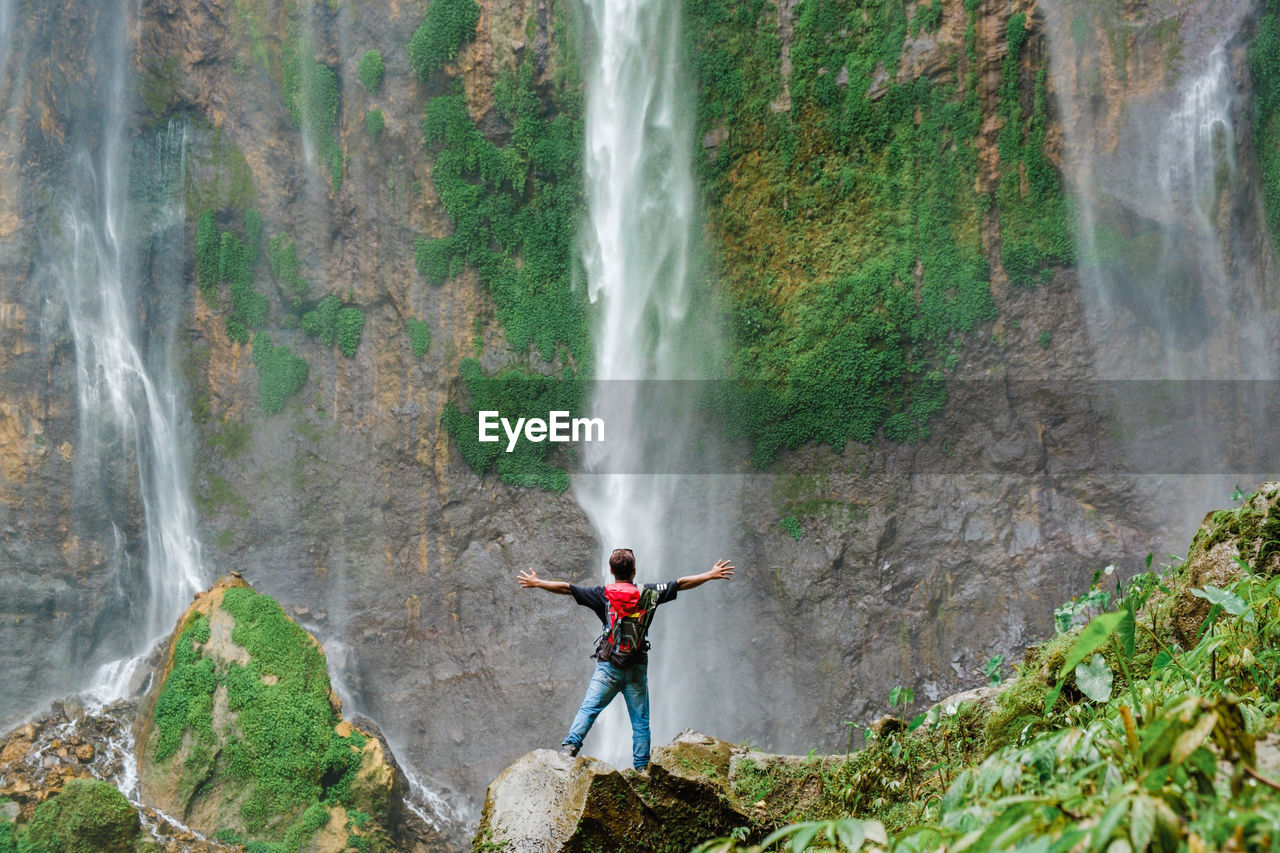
[408,0,480,79]
[357,49,384,93]
[140,581,395,851]
[22,780,140,853]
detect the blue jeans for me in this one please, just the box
[563,661,650,770]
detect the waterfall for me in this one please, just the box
[1040,0,1279,540]
[29,0,204,697]
[574,0,740,766]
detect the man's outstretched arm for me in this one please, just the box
[518,568,573,594]
[676,559,735,591]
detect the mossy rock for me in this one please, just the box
[136,575,398,852]
[1172,482,1280,645]
[21,779,141,853]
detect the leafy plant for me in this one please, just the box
[357,49,384,93]
[408,0,480,79]
[983,654,1004,686]
[252,333,309,415]
[365,108,385,140]
[282,24,343,190]
[300,295,364,357]
[405,318,431,358]
[267,234,308,309]
[695,485,1280,853]
[22,780,140,853]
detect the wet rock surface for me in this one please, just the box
[0,701,235,851]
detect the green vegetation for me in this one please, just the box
[1038,329,1051,348]
[419,66,588,361]
[149,588,379,850]
[414,8,589,490]
[153,613,215,759]
[252,333,310,415]
[406,317,431,358]
[197,209,268,343]
[185,126,258,215]
[696,485,1280,852]
[20,780,140,853]
[1250,0,1280,253]
[336,307,366,357]
[779,516,803,540]
[995,15,1073,285]
[282,24,343,191]
[357,49,384,93]
[441,359,583,492]
[267,234,309,309]
[365,107,385,140]
[685,0,1068,466]
[408,0,481,79]
[195,210,219,296]
[301,295,365,357]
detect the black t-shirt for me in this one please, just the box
[569,580,679,665]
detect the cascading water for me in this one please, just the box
[22,0,204,698]
[1040,0,1280,542]
[574,0,743,766]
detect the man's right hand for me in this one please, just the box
[707,559,735,581]
[518,569,542,589]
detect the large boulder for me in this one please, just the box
[473,749,655,852]
[135,574,402,852]
[473,732,760,853]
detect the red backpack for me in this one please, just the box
[595,583,658,666]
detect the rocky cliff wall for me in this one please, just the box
[1,0,1268,811]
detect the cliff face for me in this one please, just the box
[0,0,1268,812]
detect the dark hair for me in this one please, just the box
[609,548,635,581]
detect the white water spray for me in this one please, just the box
[38,0,204,697]
[1040,0,1279,541]
[574,0,738,767]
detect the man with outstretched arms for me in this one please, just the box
[518,548,735,771]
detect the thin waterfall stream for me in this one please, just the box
[35,0,204,700]
[1040,0,1280,545]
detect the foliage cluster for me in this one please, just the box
[415,12,589,489]
[696,485,1280,852]
[19,780,140,853]
[1250,1,1280,255]
[408,0,481,79]
[365,108,385,140]
[405,317,431,358]
[281,25,343,190]
[418,63,588,361]
[252,333,310,415]
[301,294,365,358]
[267,234,309,309]
[357,49,384,93]
[441,359,583,492]
[995,14,1073,285]
[196,209,268,343]
[148,588,377,851]
[684,0,1068,465]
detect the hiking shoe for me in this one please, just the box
[559,742,579,758]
